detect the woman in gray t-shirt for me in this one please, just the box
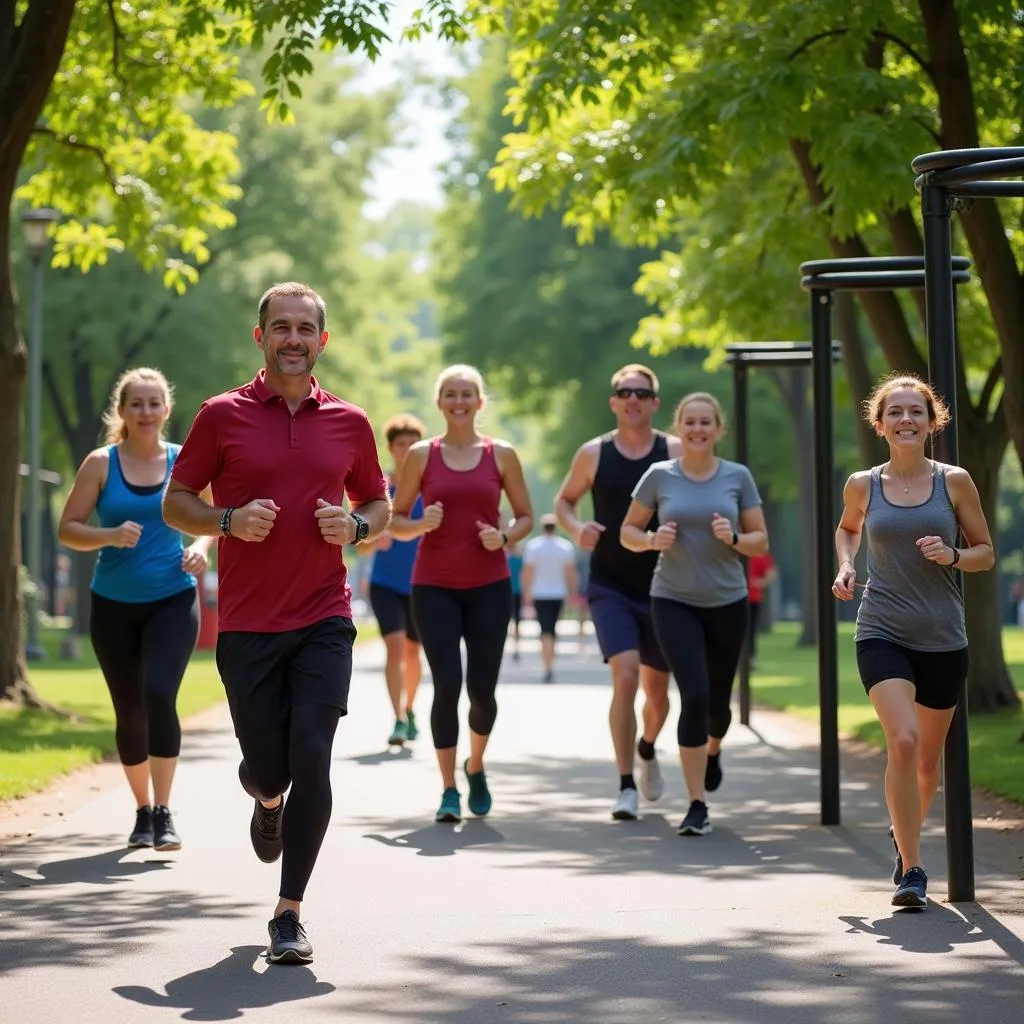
[622,392,769,838]
[832,373,993,910]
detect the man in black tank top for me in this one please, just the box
[555,364,680,821]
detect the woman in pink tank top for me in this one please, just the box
[392,365,533,824]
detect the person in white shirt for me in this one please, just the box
[522,514,578,683]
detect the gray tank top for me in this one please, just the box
[855,462,966,651]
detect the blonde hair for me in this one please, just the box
[674,391,727,430]
[102,367,173,444]
[611,363,660,393]
[863,372,950,433]
[435,364,486,402]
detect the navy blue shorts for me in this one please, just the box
[586,582,668,672]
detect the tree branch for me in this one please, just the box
[31,126,118,189]
[871,30,932,75]
[978,356,1003,420]
[788,29,848,62]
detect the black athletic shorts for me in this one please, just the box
[533,598,564,637]
[855,638,968,711]
[216,616,357,736]
[369,583,419,643]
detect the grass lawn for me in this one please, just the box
[752,622,1024,806]
[0,620,379,803]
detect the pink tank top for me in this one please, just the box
[412,438,510,589]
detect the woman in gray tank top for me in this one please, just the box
[832,374,994,910]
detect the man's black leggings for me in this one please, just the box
[651,596,748,748]
[412,579,511,749]
[90,587,199,766]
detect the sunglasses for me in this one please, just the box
[614,387,656,400]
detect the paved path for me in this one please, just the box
[1,626,1022,1023]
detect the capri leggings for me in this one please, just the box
[651,596,748,748]
[412,578,512,749]
[90,587,200,765]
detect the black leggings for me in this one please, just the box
[412,579,512,749]
[90,588,199,766]
[237,704,341,903]
[651,596,748,748]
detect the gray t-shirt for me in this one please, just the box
[632,458,762,607]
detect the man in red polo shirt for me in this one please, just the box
[163,281,389,965]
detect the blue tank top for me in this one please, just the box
[370,491,422,596]
[91,444,196,604]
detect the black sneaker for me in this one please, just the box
[267,909,313,964]
[704,753,723,793]
[250,798,283,863]
[888,825,903,885]
[677,800,712,836]
[152,805,182,851]
[128,806,154,848]
[892,866,928,908]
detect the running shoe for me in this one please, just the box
[704,752,723,793]
[406,709,419,741]
[267,909,313,964]
[611,788,639,821]
[128,806,154,848]
[388,719,409,746]
[435,787,462,823]
[542,669,554,684]
[637,753,664,802]
[152,805,182,851]
[464,760,492,817]
[250,798,283,863]
[892,866,928,909]
[677,800,712,836]
[888,825,903,885]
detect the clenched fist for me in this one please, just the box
[230,499,280,542]
[649,522,677,552]
[476,520,506,551]
[111,520,142,548]
[576,521,605,551]
[315,498,357,546]
[421,502,444,533]
[711,512,736,546]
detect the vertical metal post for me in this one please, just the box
[25,254,46,661]
[733,361,751,726]
[921,181,974,902]
[811,290,840,826]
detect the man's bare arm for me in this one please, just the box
[163,479,223,536]
[554,440,600,542]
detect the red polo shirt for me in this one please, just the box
[171,371,386,633]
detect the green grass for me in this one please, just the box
[752,622,1024,806]
[0,620,379,802]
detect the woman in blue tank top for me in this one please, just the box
[366,414,426,747]
[832,374,994,909]
[58,368,212,852]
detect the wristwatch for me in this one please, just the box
[351,512,370,544]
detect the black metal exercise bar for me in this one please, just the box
[724,342,842,729]
[797,255,972,831]
[910,145,1022,903]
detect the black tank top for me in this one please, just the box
[589,431,669,598]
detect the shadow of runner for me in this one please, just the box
[364,819,506,857]
[0,847,174,889]
[113,944,335,1022]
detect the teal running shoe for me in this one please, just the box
[464,759,492,817]
[406,708,419,741]
[388,719,409,746]
[435,787,461,823]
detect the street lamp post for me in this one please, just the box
[20,207,60,662]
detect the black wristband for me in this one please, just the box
[950,547,960,566]
[731,530,739,547]
[501,531,509,548]
[220,507,234,537]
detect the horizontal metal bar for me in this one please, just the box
[800,255,970,276]
[911,147,1024,174]
[945,180,1024,199]
[724,349,843,366]
[724,341,811,353]
[931,155,1024,187]
[802,270,971,292]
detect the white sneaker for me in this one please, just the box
[611,788,639,821]
[637,754,664,801]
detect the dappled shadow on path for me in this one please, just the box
[336,931,1023,1024]
[114,944,334,1021]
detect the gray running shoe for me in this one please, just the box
[267,910,313,964]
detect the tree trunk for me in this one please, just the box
[834,292,887,467]
[1,0,79,702]
[958,426,1021,710]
